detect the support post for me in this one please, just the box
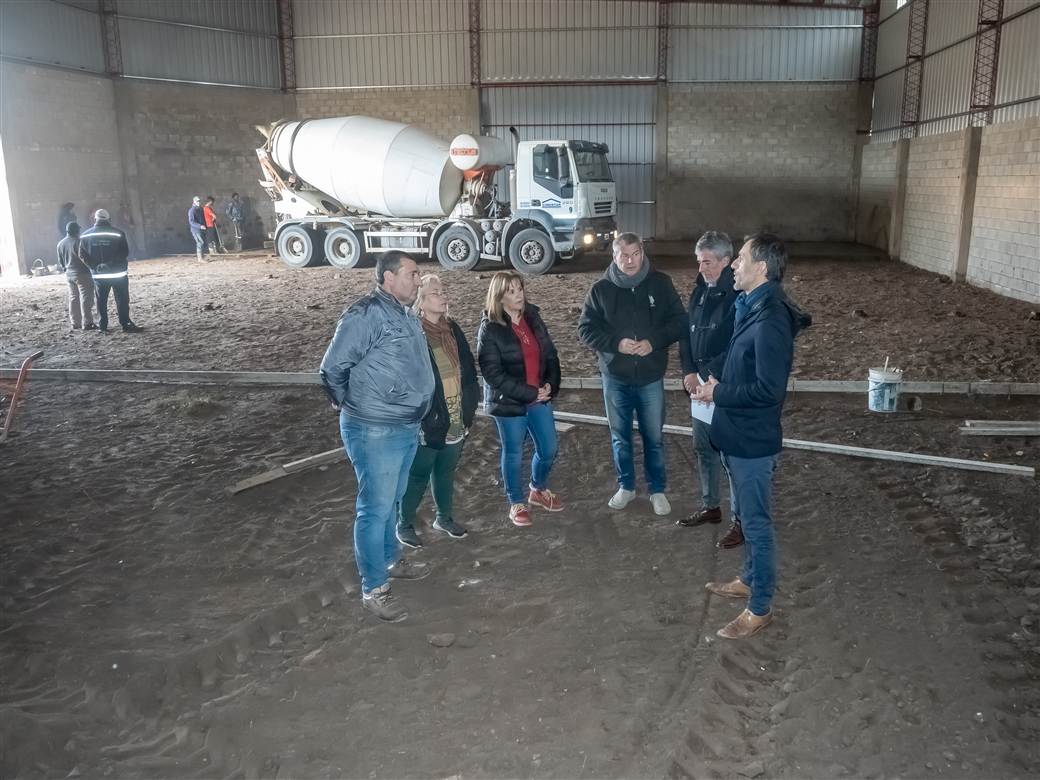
[654,1,670,239]
[899,0,928,139]
[276,0,295,93]
[468,0,481,89]
[889,138,910,260]
[859,0,880,81]
[969,0,1005,126]
[98,0,122,77]
[953,126,982,282]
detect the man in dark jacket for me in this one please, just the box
[56,221,95,330]
[80,209,143,334]
[225,192,245,251]
[695,233,810,640]
[578,232,686,516]
[57,202,76,239]
[188,196,208,262]
[676,231,743,549]
[319,251,436,623]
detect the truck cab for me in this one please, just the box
[514,140,617,259]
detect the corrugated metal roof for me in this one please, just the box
[0,0,103,73]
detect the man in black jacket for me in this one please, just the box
[694,233,810,640]
[578,232,686,516]
[80,209,144,334]
[677,231,743,549]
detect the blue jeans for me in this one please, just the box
[691,416,721,509]
[191,229,207,254]
[720,452,779,616]
[492,402,558,505]
[602,376,666,494]
[339,414,419,593]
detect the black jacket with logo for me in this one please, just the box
[679,265,739,380]
[577,266,686,386]
[476,304,561,417]
[421,319,479,449]
[79,221,130,276]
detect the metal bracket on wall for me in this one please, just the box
[276,0,296,92]
[98,0,122,77]
[969,0,1005,126]
[899,0,929,139]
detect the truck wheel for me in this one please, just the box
[508,228,555,275]
[276,225,322,268]
[324,227,364,269]
[435,227,480,272]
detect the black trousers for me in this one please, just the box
[95,276,131,330]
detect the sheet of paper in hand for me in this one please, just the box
[690,375,715,425]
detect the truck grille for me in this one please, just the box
[594,201,612,214]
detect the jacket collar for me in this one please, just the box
[373,284,411,314]
[696,264,735,294]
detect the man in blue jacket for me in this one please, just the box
[319,251,436,623]
[693,233,810,640]
[188,196,208,262]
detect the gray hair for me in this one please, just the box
[375,250,414,285]
[695,230,733,261]
[744,232,787,282]
[412,272,443,316]
[612,231,643,256]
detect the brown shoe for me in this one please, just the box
[676,506,722,527]
[705,578,751,599]
[717,518,744,549]
[717,609,772,640]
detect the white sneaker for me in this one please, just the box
[650,493,671,516]
[608,488,636,510]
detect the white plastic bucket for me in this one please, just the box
[868,367,903,413]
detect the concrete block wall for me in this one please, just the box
[116,80,295,255]
[856,141,899,252]
[0,62,124,275]
[899,132,969,277]
[295,87,479,142]
[661,83,860,242]
[967,117,1040,303]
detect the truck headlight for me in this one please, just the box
[583,234,594,246]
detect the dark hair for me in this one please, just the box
[376,250,415,285]
[206,195,215,203]
[66,221,80,237]
[231,192,239,198]
[62,202,74,210]
[744,232,787,282]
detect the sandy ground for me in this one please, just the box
[1,248,1039,779]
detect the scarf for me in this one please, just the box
[421,316,461,370]
[607,258,650,289]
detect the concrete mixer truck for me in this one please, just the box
[255,115,617,276]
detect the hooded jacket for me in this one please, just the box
[709,282,812,458]
[577,263,686,386]
[79,221,130,278]
[319,286,435,425]
[678,264,738,380]
[476,303,561,417]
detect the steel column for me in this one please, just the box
[276,0,295,93]
[899,0,928,139]
[98,0,122,77]
[468,0,481,87]
[969,0,1005,126]
[656,0,670,82]
[859,0,879,81]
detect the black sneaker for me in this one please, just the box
[387,558,431,580]
[361,583,407,622]
[432,517,468,539]
[122,322,144,333]
[395,524,422,549]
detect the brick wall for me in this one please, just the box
[295,87,479,142]
[856,141,899,252]
[661,83,860,242]
[966,117,1040,303]
[115,80,295,255]
[0,62,124,275]
[900,132,968,277]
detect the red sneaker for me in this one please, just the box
[509,503,532,527]
[528,487,564,512]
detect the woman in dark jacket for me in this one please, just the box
[476,271,563,528]
[397,274,479,549]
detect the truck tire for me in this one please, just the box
[276,225,323,268]
[435,226,480,272]
[508,228,555,276]
[324,227,364,269]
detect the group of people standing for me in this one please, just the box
[188,193,245,262]
[320,230,809,639]
[55,205,143,334]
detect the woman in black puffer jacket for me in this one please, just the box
[476,271,563,528]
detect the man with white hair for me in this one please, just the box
[80,209,143,334]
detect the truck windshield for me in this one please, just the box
[571,150,611,183]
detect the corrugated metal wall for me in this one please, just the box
[0,0,104,73]
[669,3,861,82]
[870,71,905,143]
[482,85,657,238]
[924,0,977,53]
[293,0,468,89]
[875,5,909,76]
[117,0,280,89]
[994,5,1040,123]
[918,40,973,136]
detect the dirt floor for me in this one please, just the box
[1,247,1038,779]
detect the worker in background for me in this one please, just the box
[319,251,436,623]
[696,233,810,640]
[55,221,96,331]
[578,231,686,517]
[203,196,226,254]
[188,196,208,262]
[225,192,245,251]
[676,231,744,550]
[57,202,76,239]
[80,209,144,334]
